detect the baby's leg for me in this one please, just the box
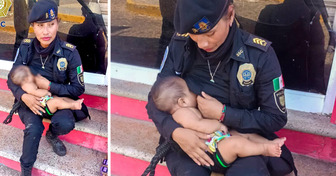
[230,130,286,146]
[46,97,83,113]
[216,135,284,164]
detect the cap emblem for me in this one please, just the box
[49,8,55,20]
[192,17,211,33]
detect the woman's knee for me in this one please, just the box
[24,123,44,137]
[51,110,75,134]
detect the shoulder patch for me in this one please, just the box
[62,42,76,51]
[245,35,271,52]
[21,38,33,45]
[173,32,190,40]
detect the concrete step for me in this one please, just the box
[0,124,105,176]
[111,113,336,176]
[0,165,20,176]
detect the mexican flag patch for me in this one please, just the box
[273,75,284,91]
[76,65,83,74]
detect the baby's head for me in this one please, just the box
[10,65,34,86]
[151,76,197,114]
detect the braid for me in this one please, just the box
[141,141,171,176]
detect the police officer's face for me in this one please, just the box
[33,19,59,48]
[189,5,235,53]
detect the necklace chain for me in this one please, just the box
[40,55,49,69]
[207,59,222,83]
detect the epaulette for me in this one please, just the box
[21,38,33,45]
[173,32,190,41]
[244,34,271,52]
[61,42,76,51]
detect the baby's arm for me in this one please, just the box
[172,108,224,134]
[22,82,51,97]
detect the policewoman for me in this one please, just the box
[147,0,297,175]
[7,0,86,175]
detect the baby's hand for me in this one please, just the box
[219,124,229,134]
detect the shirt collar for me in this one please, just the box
[230,29,250,63]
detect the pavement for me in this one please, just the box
[111,0,161,69]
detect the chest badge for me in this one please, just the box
[57,58,68,71]
[237,63,256,86]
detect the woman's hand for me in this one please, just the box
[172,128,214,167]
[35,74,50,90]
[197,91,223,120]
[21,93,45,115]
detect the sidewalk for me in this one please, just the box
[126,0,160,17]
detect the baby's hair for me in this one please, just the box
[10,65,30,86]
[151,76,186,113]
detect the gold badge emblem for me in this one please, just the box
[253,38,267,46]
[237,63,256,86]
[0,0,12,17]
[57,58,68,71]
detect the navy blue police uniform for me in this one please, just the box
[146,0,297,175]
[7,0,87,173]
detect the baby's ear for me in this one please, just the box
[177,97,187,107]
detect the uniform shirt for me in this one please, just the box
[185,47,232,105]
[7,37,85,101]
[147,27,287,139]
[30,52,54,81]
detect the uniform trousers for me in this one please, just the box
[18,104,75,169]
[165,149,293,176]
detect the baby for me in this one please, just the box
[10,65,83,118]
[151,76,286,172]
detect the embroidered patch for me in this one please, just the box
[274,89,286,113]
[66,43,74,49]
[76,65,83,74]
[57,58,68,71]
[77,72,84,86]
[159,47,169,72]
[192,17,211,33]
[273,75,284,91]
[49,8,56,20]
[237,63,256,86]
[236,47,245,59]
[23,39,31,43]
[176,33,189,37]
[253,38,267,46]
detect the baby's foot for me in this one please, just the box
[271,137,286,147]
[71,99,84,110]
[263,143,282,157]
